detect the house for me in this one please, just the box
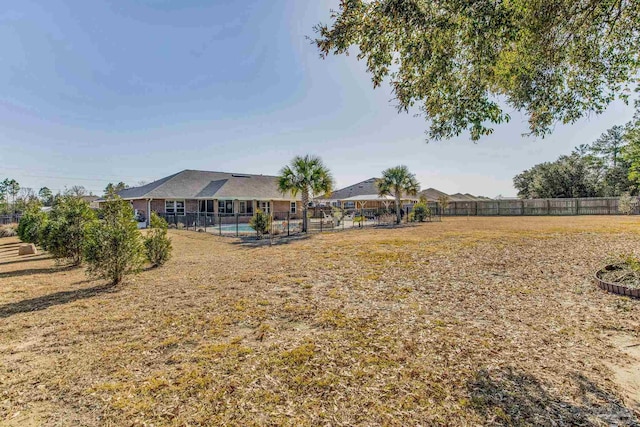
[111,169,302,225]
[419,187,450,202]
[316,178,381,208]
[419,188,492,203]
[80,195,101,209]
[319,178,418,210]
[449,193,477,202]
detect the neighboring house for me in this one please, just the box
[419,187,450,202]
[419,188,492,203]
[320,178,418,210]
[80,195,101,209]
[449,193,477,202]
[108,169,302,225]
[317,178,381,209]
[314,178,369,209]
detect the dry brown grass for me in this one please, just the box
[1,216,640,426]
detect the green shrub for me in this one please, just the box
[42,196,97,265]
[17,207,47,244]
[411,203,431,222]
[144,212,172,267]
[249,209,271,239]
[84,199,145,285]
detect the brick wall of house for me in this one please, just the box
[151,200,165,213]
[186,199,198,213]
[130,200,144,213]
[129,199,167,214]
[272,200,303,220]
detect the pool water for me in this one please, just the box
[216,223,256,233]
[214,221,302,234]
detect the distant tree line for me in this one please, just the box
[514,110,640,199]
[0,179,129,216]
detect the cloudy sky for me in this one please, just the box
[1,1,636,197]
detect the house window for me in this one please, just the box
[175,201,185,215]
[344,201,355,209]
[237,201,254,215]
[219,200,233,214]
[165,200,185,215]
[290,202,297,214]
[259,201,270,214]
[199,200,214,213]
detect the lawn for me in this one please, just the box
[1,216,639,426]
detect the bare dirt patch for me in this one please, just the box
[1,216,640,425]
[605,332,640,414]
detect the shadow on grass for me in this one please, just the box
[0,283,117,318]
[467,367,638,426]
[227,233,311,248]
[0,265,76,279]
[0,256,52,267]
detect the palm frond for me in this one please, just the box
[278,155,334,199]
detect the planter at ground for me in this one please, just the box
[595,265,640,298]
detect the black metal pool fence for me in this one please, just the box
[156,207,438,238]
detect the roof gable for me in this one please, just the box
[419,187,449,201]
[325,178,380,200]
[117,169,297,201]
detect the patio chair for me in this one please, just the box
[322,210,335,226]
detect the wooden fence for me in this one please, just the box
[427,197,638,216]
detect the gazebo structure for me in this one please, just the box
[340,194,397,211]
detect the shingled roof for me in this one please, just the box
[323,178,381,200]
[116,170,297,201]
[322,177,425,201]
[419,187,450,201]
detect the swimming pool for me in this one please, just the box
[213,221,302,235]
[215,223,256,234]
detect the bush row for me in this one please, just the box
[17,197,172,284]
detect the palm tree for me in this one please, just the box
[377,166,420,224]
[278,155,334,232]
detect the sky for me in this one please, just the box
[0,0,637,198]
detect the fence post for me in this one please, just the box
[235,213,239,237]
[218,215,222,236]
[546,199,550,215]
[576,198,580,215]
[521,200,524,215]
[287,211,290,236]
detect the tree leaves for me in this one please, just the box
[314,0,640,141]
